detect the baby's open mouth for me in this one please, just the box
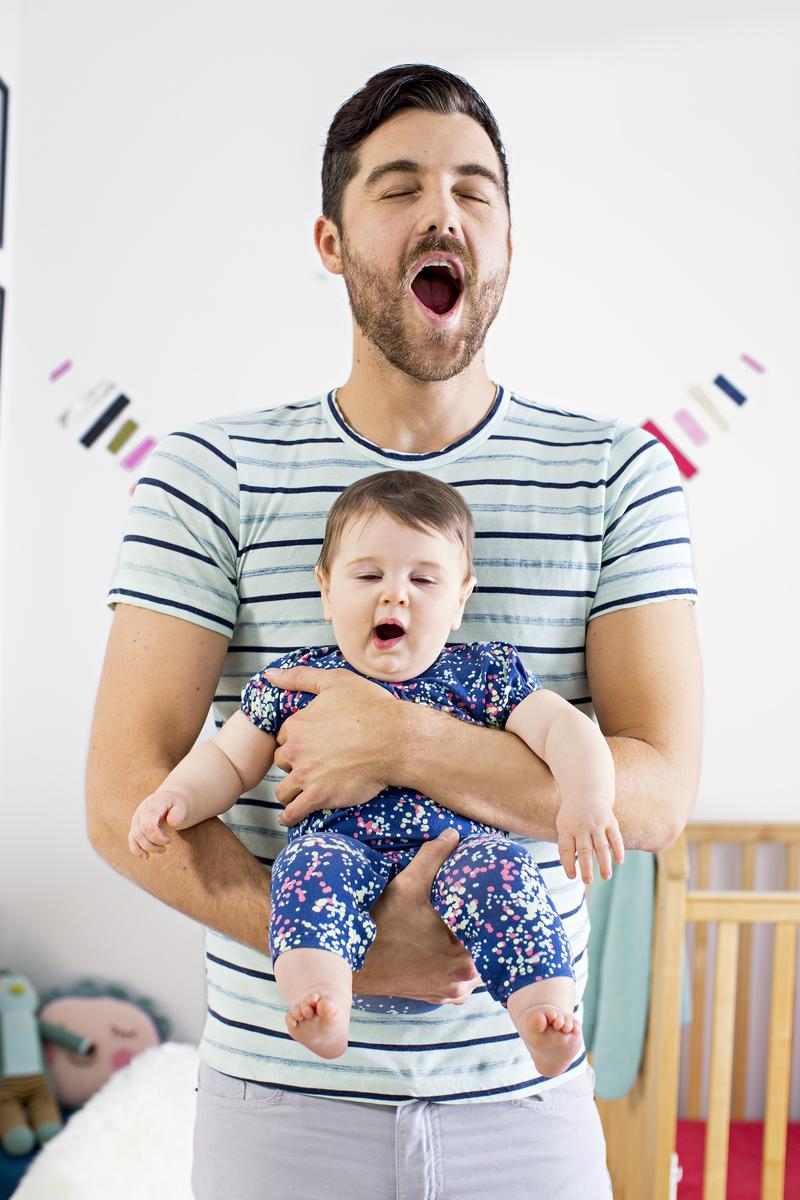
[373,621,406,647]
[410,260,463,316]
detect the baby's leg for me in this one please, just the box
[271,832,391,1059]
[432,833,580,1077]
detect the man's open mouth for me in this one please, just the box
[372,621,406,648]
[410,258,464,318]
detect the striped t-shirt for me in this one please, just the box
[108,383,697,1104]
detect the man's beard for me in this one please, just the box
[340,235,509,383]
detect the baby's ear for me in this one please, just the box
[314,566,332,619]
[452,576,477,631]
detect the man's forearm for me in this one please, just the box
[391,704,688,850]
[87,763,271,954]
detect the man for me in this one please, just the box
[87,64,702,1198]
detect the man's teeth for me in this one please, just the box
[426,259,459,278]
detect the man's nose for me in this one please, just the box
[416,185,463,241]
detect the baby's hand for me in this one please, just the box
[556,795,624,884]
[128,789,190,860]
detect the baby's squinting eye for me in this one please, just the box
[111,1025,138,1039]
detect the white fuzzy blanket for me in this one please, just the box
[13,1043,198,1200]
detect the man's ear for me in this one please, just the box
[452,575,477,631]
[314,215,344,277]
[314,565,333,621]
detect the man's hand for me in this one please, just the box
[353,829,481,1004]
[266,665,405,825]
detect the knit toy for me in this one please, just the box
[0,971,92,1157]
[38,979,169,1108]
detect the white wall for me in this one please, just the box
[1,0,798,1105]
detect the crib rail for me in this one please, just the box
[597,823,800,1200]
[686,823,800,1123]
[684,890,800,1200]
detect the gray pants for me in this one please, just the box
[192,1062,613,1199]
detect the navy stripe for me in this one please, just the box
[207,1005,521,1053]
[606,438,657,487]
[510,395,598,422]
[109,589,235,632]
[605,486,684,537]
[475,530,603,543]
[172,430,238,469]
[450,476,607,491]
[227,645,306,654]
[591,587,697,615]
[489,433,613,449]
[239,590,319,605]
[240,483,343,495]
[207,952,275,983]
[560,896,586,921]
[326,387,505,462]
[238,538,322,557]
[138,477,238,549]
[123,534,237,583]
[235,531,602,554]
[603,537,691,567]
[241,477,610,497]
[230,435,342,447]
[208,1052,587,1104]
[476,585,595,599]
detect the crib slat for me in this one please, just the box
[732,843,756,1119]
[788,842,800,891]
[761,922,797,1200]
[688,843,712,1119]
[702,921,739,1200]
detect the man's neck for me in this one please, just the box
[334,336,497,455]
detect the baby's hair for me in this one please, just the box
[317,471,475,580]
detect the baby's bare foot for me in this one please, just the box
[285,991,349,1059]
[514,1004,582,1077]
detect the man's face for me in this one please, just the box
[335,109,511,382]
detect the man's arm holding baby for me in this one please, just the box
[86,603,478,1002]
[271,599,703,852]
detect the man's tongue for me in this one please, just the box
[411,272,459,315]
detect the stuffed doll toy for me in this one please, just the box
[0,971,92,1157]
[38,979,169,1109]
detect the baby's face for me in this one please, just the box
[315,511,475,681]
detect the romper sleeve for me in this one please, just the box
[240,645,335,736]
[483,642,543,728]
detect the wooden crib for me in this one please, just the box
[596,822,800,1200]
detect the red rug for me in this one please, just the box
[676,1120,800,1198]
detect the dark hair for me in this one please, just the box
[317,470,475,580]
[322,64,510,233]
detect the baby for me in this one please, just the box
[129,470,622,1075]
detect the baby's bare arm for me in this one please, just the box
[505,690,621,882]
[160,712,277,825]
[128,713,277,857]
